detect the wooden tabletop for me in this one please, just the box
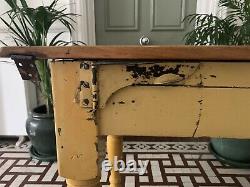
[0,46,250,62]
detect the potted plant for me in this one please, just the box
[185,0,250,167]
[0,0,78,161]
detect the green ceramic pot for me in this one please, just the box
[210,138,250,168]
[26,105,56,161]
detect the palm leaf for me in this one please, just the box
[1,0,78,114]
[20,0,28,8]
[49,31,65,46]
[185,0,250,46]
[0,40,8,46]
[4,0,17,10]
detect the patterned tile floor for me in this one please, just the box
[0,138,250,186]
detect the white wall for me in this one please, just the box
[0,57,28,135]
[197,0,226,18]
[0,0,70,136]
[197,0,219,14]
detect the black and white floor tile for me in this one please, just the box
[0,138,250,186]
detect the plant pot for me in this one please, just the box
[209,138,250,168]
[26,105,57,161]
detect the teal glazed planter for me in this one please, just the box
[26,105,57,161]
[209,138,250,168]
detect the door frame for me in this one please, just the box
[69,0,96,45]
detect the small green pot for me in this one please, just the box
[210,138,250,168]
[26,105,57,161]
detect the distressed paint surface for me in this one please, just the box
[50,60,250,186]
[2,46,250,187]
[98,63,250,139]
[98,63,199,108]
[182,63,250,87]
[50,62,99,181]
[98,86,250,138]
[98,86,201,136]
[98,63,250,109]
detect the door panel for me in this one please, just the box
[105,0,139,31]
[151,0,185,30]
[95,0,197,45]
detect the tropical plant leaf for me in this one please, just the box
[184,0,250,45]
[0,40,8,46]
[1,0,78,114]
[4,0,17,10]
[20,0,28,8]
[49,31,65,46]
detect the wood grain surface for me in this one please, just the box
[0,46,250,62]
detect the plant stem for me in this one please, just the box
[35,59,53,115]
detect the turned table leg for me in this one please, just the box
[107,135,123,187]
[66,178,100,187]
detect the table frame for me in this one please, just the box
[1,46,250,187]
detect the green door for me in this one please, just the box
[95,0,197,45]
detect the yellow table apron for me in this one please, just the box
[1,46,250,187]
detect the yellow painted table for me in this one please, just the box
[1,46,250,187]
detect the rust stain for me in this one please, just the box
[126,64,185,79]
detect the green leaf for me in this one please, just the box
[1,0,78,113]
[49,0,59,10]
[49,31,65,46]
[19,0,28,8]
[4,0,17,10]
[0,40,8,46]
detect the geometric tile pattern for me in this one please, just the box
[1,138,250,186]
[0,140,65,187]
[104,140,250,187]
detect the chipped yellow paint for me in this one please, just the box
[183,63,250,87]
[50,62,99,185]
[98,63,199,108]
[97,63,250,139]
[50,60,250,187]
[79,62,93,108]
